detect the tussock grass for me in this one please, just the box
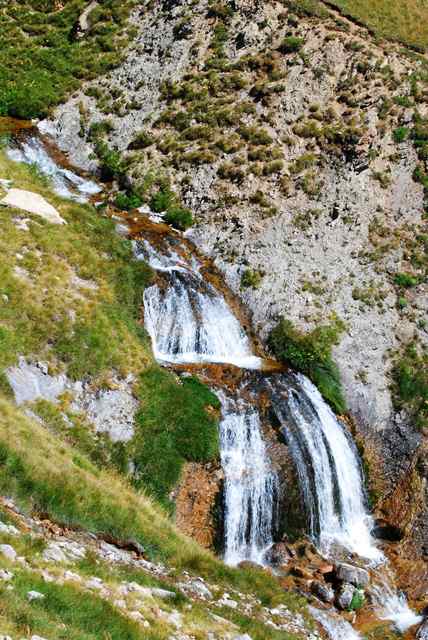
[327,0,428,51]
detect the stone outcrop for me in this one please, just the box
[0,188,66,224]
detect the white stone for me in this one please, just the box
[27,590,45,601]
[0,188,66,224]
[0,569,13,581]
[86,577,104,590]
[150,587,176,600]
[0,521,19,536]
[42,543,69,564]
[0,544,17,562]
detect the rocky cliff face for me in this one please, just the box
[42,0,428,559]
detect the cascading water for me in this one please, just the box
[136,238,276,564]
[267,373,382,562]
[267,372,421,632]
[137,241,262,369]
[7,136,101,202]
[219,393,278,566]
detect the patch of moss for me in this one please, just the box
[132,368,220,504]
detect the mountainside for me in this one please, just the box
[1,1,428,639]
[43,0,428,557]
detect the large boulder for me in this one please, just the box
[335,562,369,587]
[0,188,66,224]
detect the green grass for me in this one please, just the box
[326,0,428,51]
[268,317,347,414]
[391,343,428,430]
[0,396,306,615]
[0,571,156,640]
[0,0,135,119]
[132,367,221,504]
[0,150,153,380]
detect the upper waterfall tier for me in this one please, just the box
[7,135,101,202]
[136,240,262,369]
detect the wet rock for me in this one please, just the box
[417,619,428,639]
[237,560,264,571]
[265,542,291,566]
[335,562,369,587]
[336,582,355,610]
[0,188,66,224]
[311,580,335,604]
[0,544,17,562]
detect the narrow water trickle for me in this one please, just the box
[7,135,101,202]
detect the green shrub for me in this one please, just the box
[150,187,176,212]
[268,317,347,413]
[391,343,428,430]
[115,191,143,210]
[349,589,365,611]
[393,126,410,143]
[128,131,155,150]
[394,272,419,287]
[279,36,305,54]
[133,368,220,503]
[240,269,263,289]
[164,207,194,231]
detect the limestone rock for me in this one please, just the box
[0,544,17,562]
[0,188,66,224]
[336,583,355,610]
[335,563,369,587]
[27,590,45,601]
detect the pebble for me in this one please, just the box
[27,590,45,601]
[0,544,17,562]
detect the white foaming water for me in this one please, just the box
[7,137,101,202]
[270,373,382,562]
[139,241,262,369]
[309,607,363,640]
[371,568,423,633]
[219,394,277,565]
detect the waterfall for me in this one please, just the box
[219,393,278,566]
[308,607,363,640]
[7,136,101,202]
[268,373,382,562]
[137,235,420,635]
[137,241,262,369]
[268,373,421,632]
[138,239,275,564]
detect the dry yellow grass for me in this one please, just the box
[328,0,428,50]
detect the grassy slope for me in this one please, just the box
[0,0,136,119]
[326,0,428,50]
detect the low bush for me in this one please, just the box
[240,269,263,289]
[394,272,419,287]
[393,126,410,143]
[391,343,428,430]
[115,191,143,210]
[164,207,194,231]
[268,317,347,413]
[279,36,305,54]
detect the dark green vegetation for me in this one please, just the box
[0,0,136,119]
[132,368,220,504]
[391,343,428,430]
[269,317,347,414]
[150,187,194,230]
